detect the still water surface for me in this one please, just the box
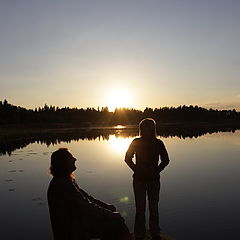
[1,130,240,240]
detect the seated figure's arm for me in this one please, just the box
[69,181,117,217]
[76,186,116,212]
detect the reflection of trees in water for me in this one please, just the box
[157,125,237,139]
[0,126,239,155]
[0,129,137,156]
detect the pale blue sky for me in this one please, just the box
[0,0,240,110]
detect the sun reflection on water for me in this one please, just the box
[108,135,132,154]
[114,125,126,129]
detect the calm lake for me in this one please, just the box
[1,129,240,240]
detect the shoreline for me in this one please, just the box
[1,120,240,137]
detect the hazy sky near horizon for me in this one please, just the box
[1,0,240,110]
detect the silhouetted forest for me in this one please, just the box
[1,99,239,126]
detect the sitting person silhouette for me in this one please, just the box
[125,118,170,240]
[47,148,131,240]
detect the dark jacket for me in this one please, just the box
[125,137,169,181]
[47,177,114,240]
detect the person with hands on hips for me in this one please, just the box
[125,118,170,240]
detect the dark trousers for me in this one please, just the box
[133,179,161,238]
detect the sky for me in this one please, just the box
[0,0,240,111]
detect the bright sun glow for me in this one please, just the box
[106,89,132,112]
[108,135,132,154]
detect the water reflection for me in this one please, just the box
[1,130,240,240]
[108,135,132,154]
[114,125,126,129]
[0,125,239,155]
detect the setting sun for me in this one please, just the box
[106,89,133,112]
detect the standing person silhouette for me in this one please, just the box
[48,148,131,240]
[125,118,170,240]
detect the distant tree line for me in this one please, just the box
[0,99,239,127]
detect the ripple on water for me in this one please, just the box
[37,202,46,207]
[32,197,42,201]
[31,197,46,207]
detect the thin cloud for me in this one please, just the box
[204,102,240,111]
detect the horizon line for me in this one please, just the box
[1,99,240,113]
